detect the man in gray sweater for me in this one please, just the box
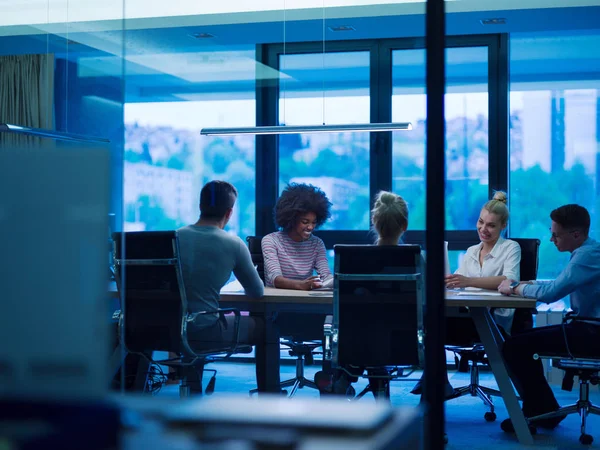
[177,180,265,391]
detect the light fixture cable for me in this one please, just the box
[322,0,326,126]
[282,0,287,127]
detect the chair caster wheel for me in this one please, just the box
[484,412,497,422]
[580,434,593,445]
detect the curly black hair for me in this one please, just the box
[274,183,332,231]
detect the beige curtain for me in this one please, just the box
[0,54,54,146]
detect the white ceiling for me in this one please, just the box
[1,0,599,35]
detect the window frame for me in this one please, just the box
[256,34,509,251]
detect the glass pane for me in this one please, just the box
[448,249,466,274]
[0,1,124,399]
[509,32,600,279]
[123,48,257,240]
[278,51,370,230]
[392,47,489,231]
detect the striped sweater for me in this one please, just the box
[262,231,332,287]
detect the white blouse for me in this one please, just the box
[455,237,521,333]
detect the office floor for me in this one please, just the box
[153,358,600,450]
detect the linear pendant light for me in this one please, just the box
[200,122,412,136]
[0,123,110,144]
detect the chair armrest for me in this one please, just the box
[185,308,244,357]
[563,313,600,325]
[188,308,241,323]
[323,315,336,361]
[536,313,600,362]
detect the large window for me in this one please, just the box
[263,37,501,246]
[509,32,600,278]
[123,48,257,240]
[278,51,371,230]
[392,46,489,231]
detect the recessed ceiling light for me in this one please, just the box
[328,25,356,32]
[189,32,216,39]
[480,18,506,25]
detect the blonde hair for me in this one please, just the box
[371,191,409,243]
[482,191,509,225]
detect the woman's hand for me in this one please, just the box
[445,274,471,289]
[296,276,323,291]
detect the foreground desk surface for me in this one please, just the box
[119,395,422,450]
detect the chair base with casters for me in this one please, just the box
[446,345,505,421]
[250,340,321,397]
[528,359,600,445]
[143,349,252,398]
[327,366,414,402]
[352,367,407,401]
[168,365,218,398]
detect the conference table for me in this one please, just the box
[219,287,537,445]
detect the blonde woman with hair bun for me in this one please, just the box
[412,191,523,399]
[371,191,409,244]
[324,190,420,399]
[445,190,523,334]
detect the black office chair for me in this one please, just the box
[246,235,323,397]
[510,238,540,330]
[324,244,425,401]
[528,314,600,445]
[446,238,540,421]
[246,236,265,283]
[112,231,251,397]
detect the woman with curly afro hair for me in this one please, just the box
[262,183,332,290]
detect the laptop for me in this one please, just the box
[420,241,451,276]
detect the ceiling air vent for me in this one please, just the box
[480,18,507,25]
[328,25,356,32]
[190,32,216,39]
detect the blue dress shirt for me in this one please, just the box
[523,238,600,319]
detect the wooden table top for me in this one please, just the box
[110,283,536,309]
[218,287,537,309]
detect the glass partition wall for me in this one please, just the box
[4,2,600,445]
[509,31,600,279]
[0,1,125,399]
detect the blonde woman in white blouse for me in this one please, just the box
[412,191,522,397]
[445,191,521,333]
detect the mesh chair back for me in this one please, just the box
[112,231,185,354]
[510,237,541,332]
[246,236,265,284]
[333,244,424,367]
[510,238,541,281]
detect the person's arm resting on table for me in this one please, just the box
[314,238,332,283]
[497,257,591,300]
[502,260,594,303]
[233,239,264,298]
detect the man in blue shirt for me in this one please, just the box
[498,204,600,432]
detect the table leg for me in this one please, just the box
[259,308,281,394]
[470,307,534,445]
